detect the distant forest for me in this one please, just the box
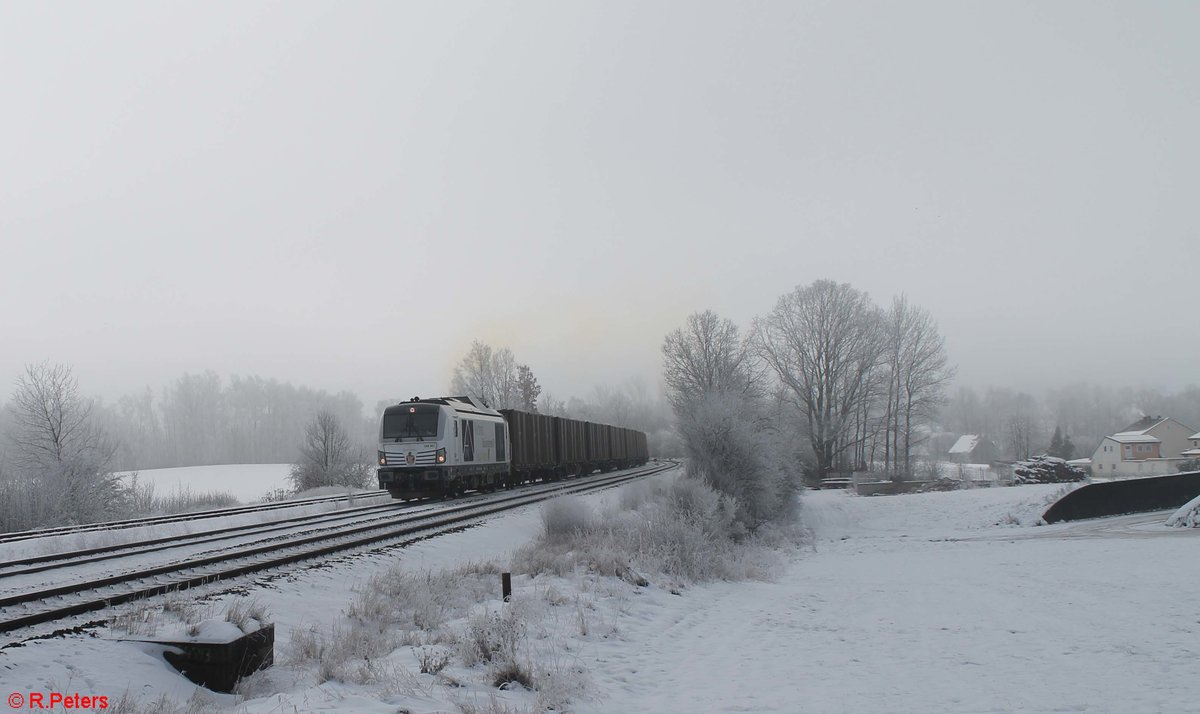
[10,370,676,472]
[2,365,1195,473]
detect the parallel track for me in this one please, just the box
[0,462,676,639]
[0,489,391,545]
[0,499,422,576]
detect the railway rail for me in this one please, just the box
[0,461,676,640]
[0,498,425,577]
[0,488,391,545]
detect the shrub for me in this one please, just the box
[513,475,790,584]
[540,496,594,538]
[676,392,800,530]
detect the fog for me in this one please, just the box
[3,1,1196,408]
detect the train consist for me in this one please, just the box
[376,396,649,500]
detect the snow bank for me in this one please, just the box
[1166,494,1200,527]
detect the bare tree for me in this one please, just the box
[492,348,518,409]
[10,363,103,468]
[449,340,521,408]
[7,362,122,525]
[450,340,494,404]
[755,280,885,478]
[289,410,369,491]
[662,310,759,412]
[884,296,955,478]
[984,388,1041,460]
[537,391,566,416]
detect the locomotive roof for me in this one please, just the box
[391,396,502,418]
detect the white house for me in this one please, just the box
[1090,416,1197,478]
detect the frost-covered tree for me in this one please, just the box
[5,362,123,527]
[663,311,796,528]
[662,310,759,410]
[756,280,885,478]
[516,364,540,412]
[449,340,521,409]
[537,391,566,416]
[289,410,370,491]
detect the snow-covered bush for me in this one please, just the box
[347,563,502,635]
[1166,494,1200,528]
[460,607,532,690]
[513,475,796,584]
[1011,455,1087,485]
[540,496,594,537]
[676,391,800,529]
[289,410,372,491]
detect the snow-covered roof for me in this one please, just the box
[949,434,980,454]
[1109,433,1161,444]
[1190,432,1200,440]
[1119,416,1168,434]
[1182,448,1200,457]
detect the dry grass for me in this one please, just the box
[513,475,798,585]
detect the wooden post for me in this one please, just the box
[501,572,512,602]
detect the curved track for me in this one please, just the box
[0,462,676,640]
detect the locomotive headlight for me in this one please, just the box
[377,451,387,466]
[436,447,446,464]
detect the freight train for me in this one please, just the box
[376,396,649,500]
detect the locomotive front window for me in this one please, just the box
[382,407,440,440]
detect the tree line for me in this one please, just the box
[95,372,375,470]
[0,354,674,531]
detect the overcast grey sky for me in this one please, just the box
[2,1,1196,408]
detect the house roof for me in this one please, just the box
[1190,432,1200,440]
[1118,416,1169,434]
[1109,433,1161,444]
[949,435,980,454]
[1182,448,1200,457]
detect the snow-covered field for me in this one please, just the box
[117,464,294,502]
[3,480,1198,713]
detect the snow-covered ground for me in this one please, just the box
[3,480,1198,713]
[117,464,295,502]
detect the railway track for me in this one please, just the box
[0,462,676,641]
[0,488,392,545]
[0,498,427,578]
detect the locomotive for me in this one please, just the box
[376,396,649,500]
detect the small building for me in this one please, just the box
[1183,431,1200,461]
[1090,416,1197,478]
[948,434,1000,464]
